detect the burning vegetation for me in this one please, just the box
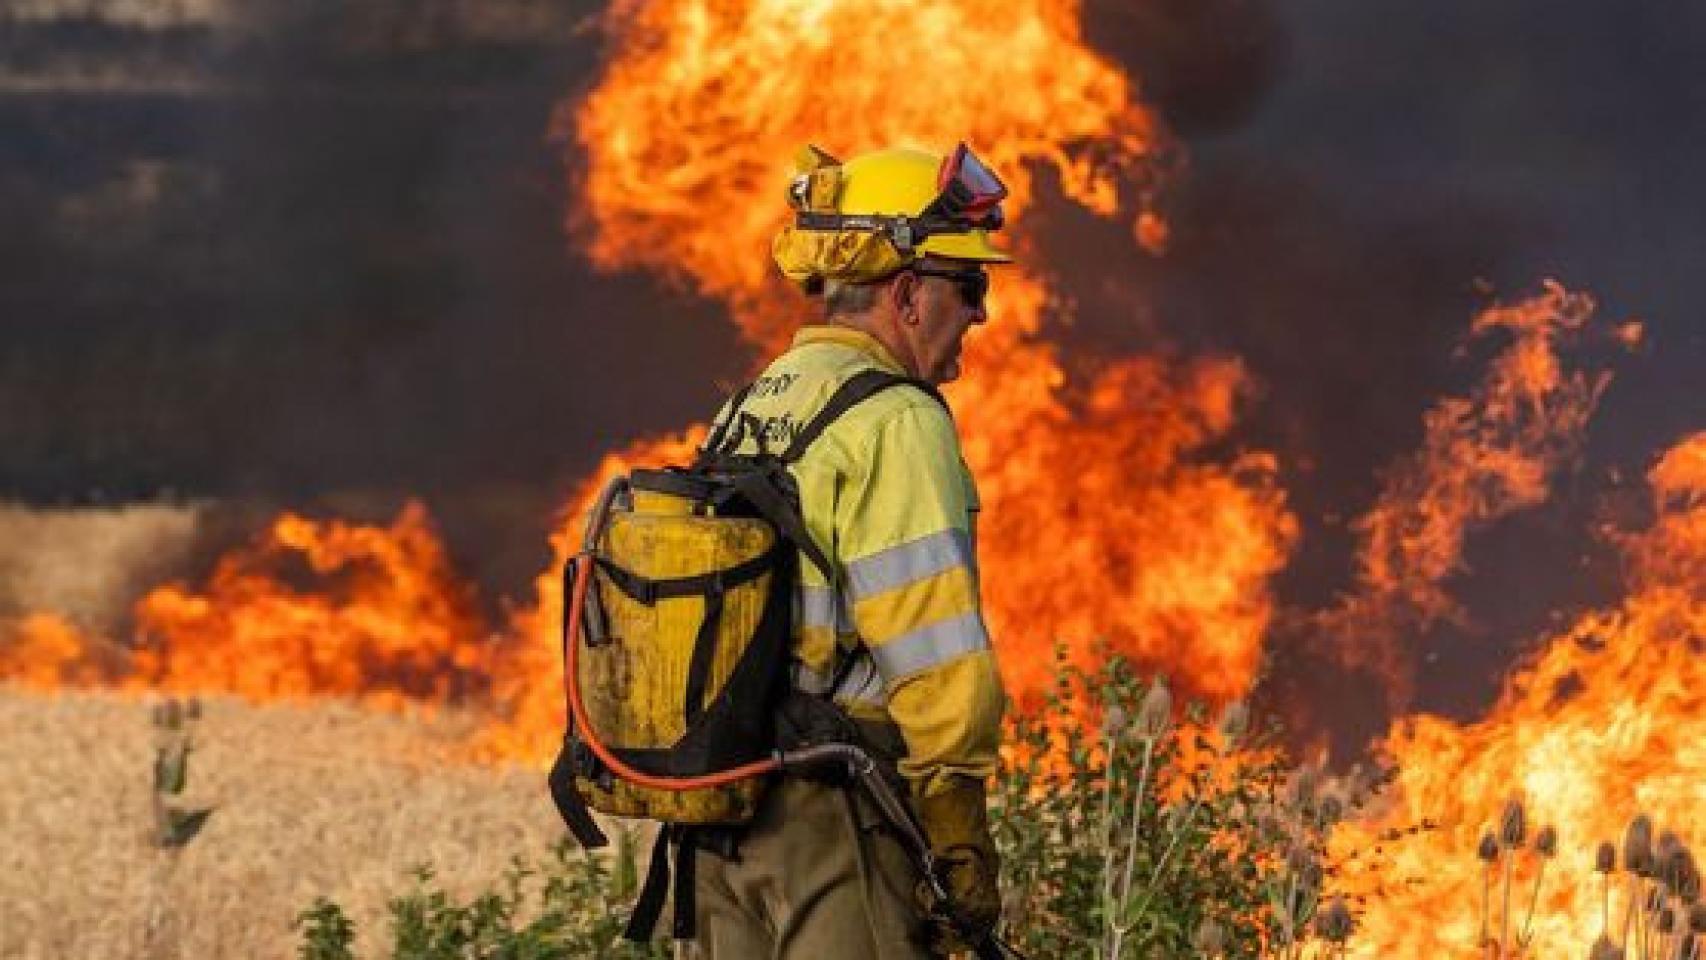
[2,0,1702,956]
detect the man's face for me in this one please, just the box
[900,257,989,384]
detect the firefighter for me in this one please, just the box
[682,144,1013,958]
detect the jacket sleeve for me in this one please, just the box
[835,400,1007,799]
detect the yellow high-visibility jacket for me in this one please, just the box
[707,325,1006,799]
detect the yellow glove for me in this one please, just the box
[912,778,1001,956]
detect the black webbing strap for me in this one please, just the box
[682,585,725,726]
[727,469,835,582]
[547,557,610,850]
[625,828,673,942]
[594,545,779,606]
[672,832,698,940]
[707,366,947,467]
[546,738,609,850]
[779,368,946,464]
[625,826,702,943]
[702,383,755,456]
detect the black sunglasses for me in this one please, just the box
[909,265,990,308]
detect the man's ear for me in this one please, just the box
[890,271,920,325]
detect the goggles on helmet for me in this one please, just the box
[922,142,1007,230]
[787,142,1008,255]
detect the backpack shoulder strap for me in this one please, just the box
[780,368,945,464]
[702,382,757,456]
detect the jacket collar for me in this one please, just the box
[792,324,909,376]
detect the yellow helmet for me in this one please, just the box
[772,144,1012,291]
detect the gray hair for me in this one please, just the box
[822,277,884,318]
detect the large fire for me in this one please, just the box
[1336,431,1706,957]
[2,2,1702,957]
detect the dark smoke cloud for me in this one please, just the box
[3,0,1705,740]
[0,1,748,593]
[1083,0,1287,137]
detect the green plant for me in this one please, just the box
[150,697,214,849]
[295,831,667,960]
[298,898,356,960]
[990,652,1369,959]
[143,696,215,959]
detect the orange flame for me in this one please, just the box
[1340,430,1706,956]
[568,0,1174,351]
[1315,283,1628,707]
[0,612,122,688]
[128,503,489,710]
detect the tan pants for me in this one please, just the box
[677,775,936,959]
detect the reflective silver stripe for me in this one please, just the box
[846,528,975,600]
[831,653,888,709]
[868,611,990,681]
[798,583,851,632]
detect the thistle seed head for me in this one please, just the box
[1315,896,1355,944]
[1318,790,1346,829]
[1191,917,1227,956]
[1678,851,1701,903]
[1499,796,1528,848]
[1216,700,1250,747]
[1536,825,1559,858]
[1478,831,1500,864]
[1286,842,1311,873]
[1164,801,1190,835]
[1661,907,1678,935]
[1287,766,1322,813]
[1301,858,1325,894]
[1661,841,1694,895]
[1596,842,1618,874]
[1588,933,1626,960]
[1101,704,1128,737]
[1135,677,1172,740]
[1689,902,1706,934]
[1625,815,1655,874]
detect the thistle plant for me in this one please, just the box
[990,651,1372,959]
[1587,815,1705,960]
[142,696,215,959]
[150,696,214,849]
[1473,796,1558,959]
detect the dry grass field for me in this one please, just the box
[0,685,568,959]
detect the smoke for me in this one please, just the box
[1082,0,1287,137]
[0,0,746,595]
[0,501,202,634]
